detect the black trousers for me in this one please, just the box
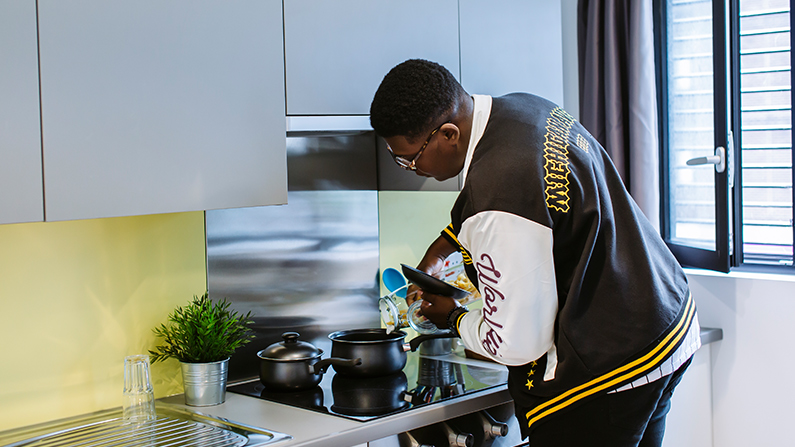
[525,357,693,447]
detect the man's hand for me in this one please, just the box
[406,257,445,306]
[408,235,457,305]
[405,284,422,306]
[419,292,460,329]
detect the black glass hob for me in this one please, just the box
[227,352,508,422]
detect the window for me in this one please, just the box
[738,0,792,264]
[657,0,793,271]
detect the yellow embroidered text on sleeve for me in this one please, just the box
[543,108,575,213]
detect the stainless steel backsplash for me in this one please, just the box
[206,132,382,382]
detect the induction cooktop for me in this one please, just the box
[227,351,508,422]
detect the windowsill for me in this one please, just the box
[684,267,795,284]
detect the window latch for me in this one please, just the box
[686,147,726,173]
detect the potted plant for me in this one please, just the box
[149,292,254,406]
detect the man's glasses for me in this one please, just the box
[386,121,449,171]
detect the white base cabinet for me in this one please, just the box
[37,0,287,221]
[662,344,714,447]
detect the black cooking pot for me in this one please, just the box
[331,371,409,416]
[257,332,361,391]
[328,328,458,378]
[328,328,408,377]
[228,316,316,382]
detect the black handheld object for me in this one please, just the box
[400,264,469,299]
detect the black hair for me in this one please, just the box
[369,59,465,141]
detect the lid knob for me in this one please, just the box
[282,332,300,343]
[258,331,322,361]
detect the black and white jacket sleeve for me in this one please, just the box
[452,212,558,370]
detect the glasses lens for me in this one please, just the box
[387,144,414,170]
[396,158,413,169]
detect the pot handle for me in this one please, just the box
[406,331,457,352]
[311,357,362,375]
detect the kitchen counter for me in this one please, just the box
[0,328,722,447]
[160,350,513,447]
[699,326,722,345]
[159,327,723,447]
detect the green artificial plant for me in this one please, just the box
[149,292,255,364]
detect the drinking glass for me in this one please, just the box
[123,354,156,422]
[379,284,439,334]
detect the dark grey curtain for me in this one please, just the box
[578,0,660,230]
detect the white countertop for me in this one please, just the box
[160,352,513,447]
[1,329,721,447]
[157,328,723,447]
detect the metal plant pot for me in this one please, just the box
[180,358,229,406]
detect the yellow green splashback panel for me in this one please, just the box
[378,191,458,295]
[0,212,206,432]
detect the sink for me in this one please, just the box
[0,403,291,447]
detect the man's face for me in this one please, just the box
[383,123,463,181]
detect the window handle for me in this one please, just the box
[686,147,726,173]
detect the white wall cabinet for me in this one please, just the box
[459,0,565,105]
[37,0,287,221]
[283,0,565,122]
[2,0,567,221]
[283,0,460,116]
[0,0,44,224]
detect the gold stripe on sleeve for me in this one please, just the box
[442,224,473,266]
[443,225,460,245]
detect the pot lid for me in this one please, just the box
[259,332,322,361]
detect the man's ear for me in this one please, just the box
[439,122,461,145]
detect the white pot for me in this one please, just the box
[180,358,229,406]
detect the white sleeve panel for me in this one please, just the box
[456,210,558,366]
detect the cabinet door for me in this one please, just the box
[662,345,714,447]
[284,0,460,116]
[460,0,564,105]
[0,0,44,224]
[38,0,287,221]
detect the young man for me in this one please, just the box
[370,59,700,446]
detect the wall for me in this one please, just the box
[560,0,579,119]
[685,270,795,447]
[377,191,459,289]
[0,212,206,432]
[377,191,462,341]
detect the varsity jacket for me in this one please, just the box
[440,93,695,438]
